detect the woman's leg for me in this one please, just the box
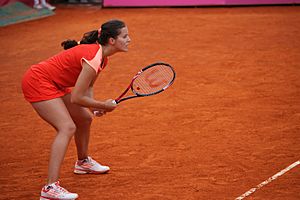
[62,94,93,160]
[61,94,110,175]
[32,98,76,184]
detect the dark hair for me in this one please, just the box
[61,19,126,50]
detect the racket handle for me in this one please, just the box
[94,100,117,115]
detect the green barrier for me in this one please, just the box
[0,2,54,27]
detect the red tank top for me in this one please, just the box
[30,44,107,89]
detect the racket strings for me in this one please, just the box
[133,65,174,95]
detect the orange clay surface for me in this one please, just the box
[0,5,300,200]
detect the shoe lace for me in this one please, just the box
[57,186,68,193]
[52,183,69,194]
[81,157,95,166]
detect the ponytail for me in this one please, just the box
[61,30,98,50]
[60,19,126,50]
[80,30,98,44]
[61,39,78,50]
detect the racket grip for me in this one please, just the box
[112,100,118,104]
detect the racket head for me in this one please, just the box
[131,62,176,96]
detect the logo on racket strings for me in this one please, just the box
[144,69,168,88]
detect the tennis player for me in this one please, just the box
[21,19,130,200]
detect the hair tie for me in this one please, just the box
[98,28,102,38]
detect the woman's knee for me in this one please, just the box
[58,122,77,137]
[75,113,93,127]
[84,114,93,125]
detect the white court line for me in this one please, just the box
[235,160,300,200]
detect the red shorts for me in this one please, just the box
[22,68,71,103]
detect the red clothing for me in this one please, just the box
[22,44,107,102]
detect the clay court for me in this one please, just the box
[0,4,300,200]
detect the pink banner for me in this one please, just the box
[226,0,300,4]
[103,0,224,7]
[103,0,299,7]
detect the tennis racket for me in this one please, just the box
[113,62,176,104]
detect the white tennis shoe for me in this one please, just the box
[74,156,110,174]
[33,4,43,9]
[40,181,78,200]
[42,3,56,11]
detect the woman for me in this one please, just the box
[22,19,131,200]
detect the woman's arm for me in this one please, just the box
[71,61,116,112]
[86,86,94,99]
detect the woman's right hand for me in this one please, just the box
[103,99,117,112]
